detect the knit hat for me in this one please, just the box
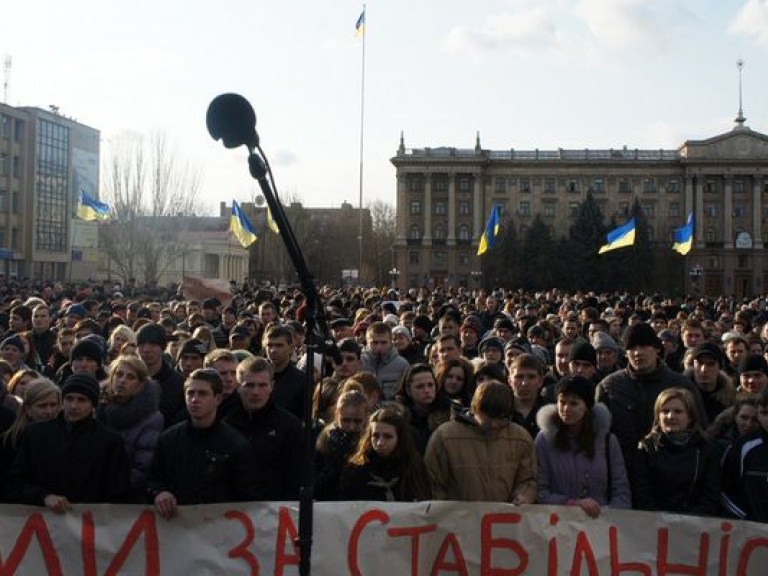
[691,342,723,366]
[383,314,400,327]
[136,322,168,349]
[494,317,515,332]
[61,373,100,406]
[461,315,484,336]
[0,334,24,352]
[229,325,250,340]
[624,322,662,351]
[179,338,207,358]
[555,375,595,409]
[591,332,620,352]
[70,336,104,364]
[505,337,531,355]
[739,353,768,375]
[66,303,88,318]
[412,315,433,335]
[568,341,596,366]
[478,336,505,355]
[391,325,412,342]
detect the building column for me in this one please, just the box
[724,176,733,249]
[753,176,764,249]
[396,174,407,243]
[423,172,432,246]
[693,177,705,247]
[447,173,456,246]
[472,172,482,246]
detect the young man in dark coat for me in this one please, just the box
[5,374,130,511]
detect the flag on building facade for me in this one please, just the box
[598,218,636,254]
[477,205,501,256]
[77,191,111,221]
[230,200,257,247]
[672,213,694,255]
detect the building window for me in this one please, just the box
[12,156,20,178]
[409,225,421,239]
[0,227,4,246]
[619,179,632,194]
[434,225,445,240]
[642,203,655,218]
[10,228,17,250]
[567,179,579,193]
[11,192,17,214]
[706,227,716,242]
[409,252,419,265]
[410,201,421,215]
[667,179,680,193]
[733,204,745,218]
[519,178,531,193]
[734,180,745,193]
[544,178,556,193]
[35,118,69,252]
[0,153,6,176]
[668,202,680,218]
[519,201,530,216]
[459,201,470,215]
[434,176,447,192]
[543,204,555,218]
[592,177,605,193]
[705,180,716,193]
[643,178,657,193]
[0,190,5,210]
[494,178,507,193]
[569,202,579,217]
[0,115,9,138]
[433,252,446,267]
[458,252,470,266]
[408,176,423,193]
[705,204,717,218]
[459,177,470,192]
[434,201,447,215]
[458,224,470,241]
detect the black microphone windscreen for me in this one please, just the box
[206,93,259,150]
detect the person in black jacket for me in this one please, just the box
[632,387,722,516]
[5,374,130,512]
[147,368,259,520]
[225,356,303,500]
[137,323,184,428]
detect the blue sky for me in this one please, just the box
[4,1,768,214]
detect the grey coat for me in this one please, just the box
[534,403,632,508]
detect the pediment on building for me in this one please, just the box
[679,127,768,160]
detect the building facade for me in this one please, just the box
[0,102,100,281]
[391,123,768,297]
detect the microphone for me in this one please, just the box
[206,93,260,150]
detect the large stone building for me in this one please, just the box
[392,119,768,297]
[0,103,100,280]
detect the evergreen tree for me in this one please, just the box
[568,190,607,291]
[521,215,556,290]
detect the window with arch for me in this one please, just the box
[458,224,471,241]
[409,225,421,239]
[434,225,445,240]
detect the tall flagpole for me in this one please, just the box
[357,3,366,285]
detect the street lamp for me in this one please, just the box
[389,267,400,289]
[689,264,703,296]
[471,270,483,291]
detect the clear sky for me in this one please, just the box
[4,1,768,215]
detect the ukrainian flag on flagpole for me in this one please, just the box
[230,200,258,248]
[77,190,112,221]
[266,206,280,234]
[598,218,636,254]
[355,7,366,37]
[477,205,501,256]
[672,212,694,255]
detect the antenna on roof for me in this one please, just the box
[735,59,746,128]
[2,55,10,104]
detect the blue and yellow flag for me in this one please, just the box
[266,206,280,235]
[77,191,111,221]
[672,213,694,256]
[477,205,501,256]
[230,200,257,248]
[355,8,366,37]
[599,218,636,254]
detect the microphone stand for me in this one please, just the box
[248,149,327,576]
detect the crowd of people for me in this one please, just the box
[0,281,766,523]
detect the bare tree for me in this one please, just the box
[366,199,396,286]
[100,133,202,285]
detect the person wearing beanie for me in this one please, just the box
[686,342,735,423]
[591,332,623,377]
[657,329,684,373]
[535,375,631,518]
[596,322,709,479]
[411,315,434,351]
[459,318,482,360]
[1,334,29,372]
[478,336,505,365]
[567,341,598,383]
[176,338,207,378]
[392,325,426,366]
[137,323,184,428]
[5,373,130,510]
[737,353,768,395]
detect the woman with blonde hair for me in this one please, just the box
[7,369,41,402]
[0,379,61,492]
[107,325,136,362]
[96,354,163,500]
[633,387,721,516]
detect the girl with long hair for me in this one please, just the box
[435,357,475,408]
[338,405,431,501]
[394,364,451,453]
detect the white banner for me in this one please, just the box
[0,502,766,575]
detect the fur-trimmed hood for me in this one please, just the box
[535,402,612,441]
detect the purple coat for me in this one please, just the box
[534,403,631,508]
